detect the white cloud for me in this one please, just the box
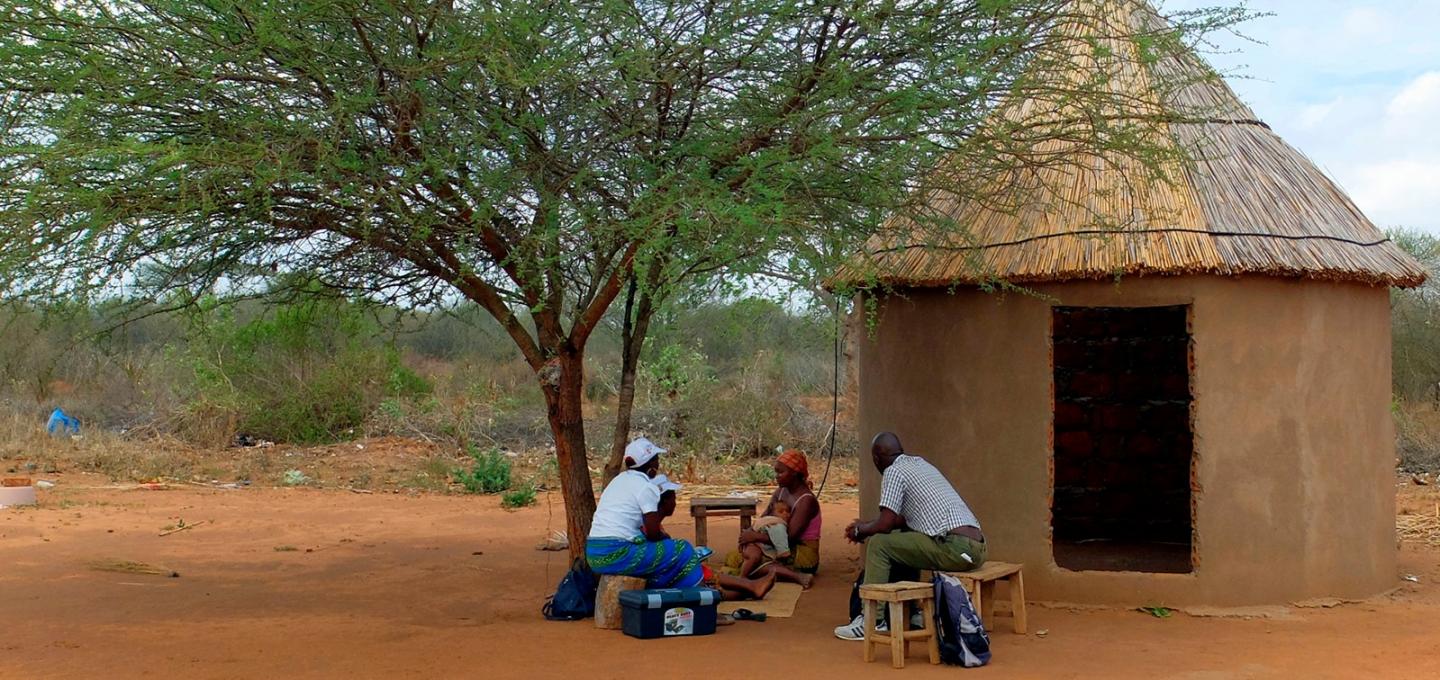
[1385,71,1440,130]
[1334,72,1440,228]
[1344,160,1440,229]
[1340,6,1389,38]
[1296,98,1340,130]
[1161,1,1440,232]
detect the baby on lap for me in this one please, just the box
[750,499,792,561]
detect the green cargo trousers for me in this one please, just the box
[863,530,987,586]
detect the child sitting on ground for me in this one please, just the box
[750,499,792,561]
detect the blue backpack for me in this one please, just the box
[542,558,598,621]
[933,572,992,667]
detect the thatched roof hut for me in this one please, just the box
[848,0,1425,606]
[839,0,1425,289]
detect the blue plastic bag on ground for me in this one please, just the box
[46,408,80,436]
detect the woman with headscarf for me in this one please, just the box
[587,438,776,599]
[723,449,823,588]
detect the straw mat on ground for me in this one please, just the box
[718,582,805,618]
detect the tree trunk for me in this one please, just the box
[604,346,641,483]
[603,283,658,483]
[843,294,862,400]
[540,350,597,561]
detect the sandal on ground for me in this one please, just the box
[717,613,736,626]
[731,608,767,622]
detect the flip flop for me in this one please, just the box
[731,608,768,622]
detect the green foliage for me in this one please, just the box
[281,469,312,486]
[1138,606,1173,619]
[501,482,538,509]
[740,462,776,486]
[0,0,1254,533]
[178,296,431,444]
[1384,229,1440,472]
[650,298,834,392]
[0,0,1252,354]
[644,344,715,399]
[1390,229,1440,401]
[453,446,512,494]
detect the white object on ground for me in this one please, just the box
[535,530,569,551]
[1402,574,1421,583]
[0,486,38,508]
[35,480,56,489]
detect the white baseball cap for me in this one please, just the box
[651,474,682,493]
[624,437,666,468]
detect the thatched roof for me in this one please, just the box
[839,0,1426,289]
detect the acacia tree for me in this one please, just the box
[0,0,1245,557]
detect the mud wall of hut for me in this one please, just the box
[855,275,1396,606]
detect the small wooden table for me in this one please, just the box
[688,497,758,548]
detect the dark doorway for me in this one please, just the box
[1051,305,1193,574]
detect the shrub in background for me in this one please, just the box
[177,295,431,445]
[454,446,512,494]
[741,462,776,486]
[501,482,537,509]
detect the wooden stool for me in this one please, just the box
[688,497,757,548]
[594,574,646,630]
[945,562,1027,634]
[858,581,940,669]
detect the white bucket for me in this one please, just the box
[0,486,37,508]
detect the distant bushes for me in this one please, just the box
[176,297,431,444]
[1390,229,1440,472]
[1394,401,1440,472]
[0,292,852,466]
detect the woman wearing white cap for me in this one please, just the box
[586,438,775,598]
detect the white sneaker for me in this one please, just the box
[834,614,886,640]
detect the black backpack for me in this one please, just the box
[542,558,599,621]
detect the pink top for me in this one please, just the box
[791,490,823,542]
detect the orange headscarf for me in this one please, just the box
[777,449,809,478]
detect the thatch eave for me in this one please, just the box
[830,0,1428,293]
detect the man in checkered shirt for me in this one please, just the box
[834,431,986,639]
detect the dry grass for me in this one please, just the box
[87,559,179,577]
[0,411,204,480]
[1394,401,1440,472]
[0,406,842,495]
[1397,506,1440,548]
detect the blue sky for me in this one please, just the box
[1162,0,1440,233]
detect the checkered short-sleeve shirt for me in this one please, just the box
[879,454,980,538]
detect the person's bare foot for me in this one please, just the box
[795,573,814,589]
[749,569,778,599]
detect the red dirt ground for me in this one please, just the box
[3,476,1439,679]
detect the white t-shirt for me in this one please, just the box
[588,470,662,540]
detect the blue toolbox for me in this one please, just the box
[617,587,721,638]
